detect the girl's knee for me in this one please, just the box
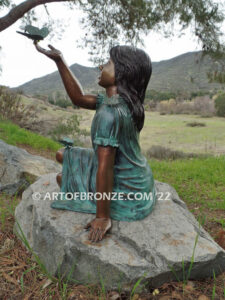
[56,148,65,163]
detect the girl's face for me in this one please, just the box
[98,58,116,87]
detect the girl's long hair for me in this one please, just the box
[110,45,152,132]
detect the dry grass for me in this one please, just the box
[20,96,225,155]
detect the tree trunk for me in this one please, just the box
[0,0,71,32]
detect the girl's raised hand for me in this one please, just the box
[34,42,63,63]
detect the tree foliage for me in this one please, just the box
[215,92,225,117]
[0,0,224,76]
[78,0,224,62]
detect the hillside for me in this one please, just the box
[17,63,100,96]
[16,51,223,96]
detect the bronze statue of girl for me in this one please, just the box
[34,43,157,243]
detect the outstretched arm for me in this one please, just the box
[34,43,97,109]
[84,146,116,242]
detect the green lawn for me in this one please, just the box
[150,156,225,226]
[0,119,61,151]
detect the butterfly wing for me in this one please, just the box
[16,31,43,41]
[24,25,40,35]
[40,27,49,38]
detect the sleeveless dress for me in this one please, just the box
[51,93,157,221]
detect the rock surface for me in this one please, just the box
[14,173,225,290]
[0,139,61,195]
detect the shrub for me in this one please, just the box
[49,115,88,146]
[186,122,206,127]
[0,86,39,129]
[48,92,79,109]
[156,96,215,116]
[215,93,225,117]
[34,94,48,101]
[144,100,157,111]
[193,96,215,117]
[145,145,205,160]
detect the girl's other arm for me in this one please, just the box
[84,146,116,242]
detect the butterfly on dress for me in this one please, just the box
[58,137,74,147]
[16,25,49,42]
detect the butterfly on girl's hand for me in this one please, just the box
[16,25,49,42]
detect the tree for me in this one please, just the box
[0,0,224,65]
[215,92,225,117]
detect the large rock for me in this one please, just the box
[14,173,225,290]
[0,139,61,195]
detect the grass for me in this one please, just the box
[78,110,225,155]
[74,110,225,155]
[141,111,225,155]
[0,119,61,152]
[130,272,147,299]
[149,156,225,229]
[168,228,200,294]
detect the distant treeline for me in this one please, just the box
[29,88,222,111]
[145,89,216,102]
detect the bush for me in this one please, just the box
[144,100,157,111]
[0,86,39,129]
[49,115,88,146]
[156,96,215,116]
[48,92,79,109]
[145,145,206,160]
[193,96,215,117]
[55,98,71,108]
[186,122,206,127]
[215,93,225,117]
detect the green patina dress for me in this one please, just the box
[51,93,157,221]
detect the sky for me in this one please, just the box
[0,1,224,88]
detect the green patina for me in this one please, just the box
[51,93,157,221]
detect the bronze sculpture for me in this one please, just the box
[34,42,156,243]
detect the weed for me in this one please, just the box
[168,217,202,291]
[130,272,147,300]
[57,260,78,300]
[20,265,37,294]
[14,216,54,281]
[212,270,216,300]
